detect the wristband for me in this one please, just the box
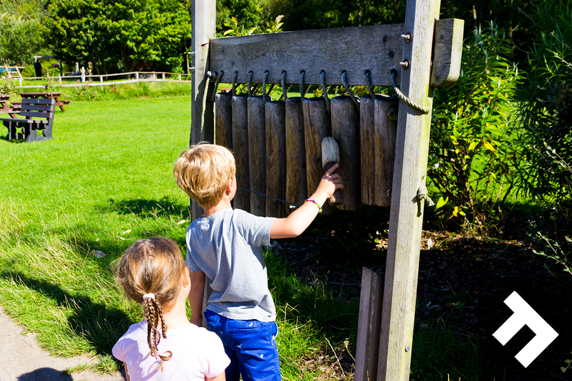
[305,199,322,213]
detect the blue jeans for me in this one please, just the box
[204,310,281,381]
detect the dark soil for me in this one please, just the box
[276,227,572,380]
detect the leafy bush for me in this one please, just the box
[428,23,522,230]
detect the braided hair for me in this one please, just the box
[116,238,185,370]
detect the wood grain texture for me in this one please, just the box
[321,137,343,206]
[374,96,398,208]
[210,24,404,87]
[232,95,250,212]
[377,0,441,380]
[302,97,333,214]
[355,267,384,381]
[331,96,361,211]
[215,92,233,149]
[430,18,465,87]
[248,96,269,216]
[360,95,376,205]
[190,0,216,222]
[285,97,307,215]
[265,101,286,218]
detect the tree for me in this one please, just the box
[43,0,191,73]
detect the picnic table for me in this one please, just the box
[18,92,71,112]
[0,94,18,118]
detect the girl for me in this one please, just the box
[113,237,229,380]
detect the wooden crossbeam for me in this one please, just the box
[210,19,462,87]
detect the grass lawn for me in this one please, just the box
[0,95,489,380]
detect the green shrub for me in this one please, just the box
[428,23,522,230]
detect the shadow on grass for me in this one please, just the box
[0,271,133,358]
[17,368,72,381]
[104,197,190,219]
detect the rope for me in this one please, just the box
[341,71,359,109]
[210,71,223,101]
[262,70,269,104]
[365,71,376,99]
[247,71,253,97]
[200,72,213,141]
[237,186,302,207]
[320,70,331,113]
[299,71,306,98]
[416,186,435,207]
[280,71,288,100]
[231,71,238,96]
[391,70,430,114]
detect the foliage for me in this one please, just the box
[217,0,264,35]
[222,14,285,37]
[516,0,572,202]
[43,0,192,73]
[428,24,522,229]
[0,75,17,97]
[0,0,49,64]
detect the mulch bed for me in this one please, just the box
[275,229,572,380]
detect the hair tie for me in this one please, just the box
[143,293,155,300]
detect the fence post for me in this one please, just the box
[178,74,182,81]
[58,75,62,85]
[162,72,165,80]
[19,78,23,87]
[100,76,103,84]
[135,72,139,81]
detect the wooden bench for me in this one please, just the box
[0,94,19,118]
[1,98,56,142]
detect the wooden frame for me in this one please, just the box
[189,1,463,379]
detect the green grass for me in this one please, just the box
[0,95,489,379]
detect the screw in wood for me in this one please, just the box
[399,59,411,70]
[401,32,413,42]
[405,346,411,352]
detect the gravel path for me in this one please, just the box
[0,307,126,381]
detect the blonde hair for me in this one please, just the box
[116,238,185,368]
[173,144,236,209]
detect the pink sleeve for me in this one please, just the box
[205,332,231,378]
[112,338,126,362]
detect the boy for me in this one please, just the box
[173,144,342,381]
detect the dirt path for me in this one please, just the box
[0,307,125,381]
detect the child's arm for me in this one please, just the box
[188,271,206,327]
[207,373,226,381]
[270,164,342,239]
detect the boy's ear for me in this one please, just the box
[226,177,233,194]
[181,267,190,288]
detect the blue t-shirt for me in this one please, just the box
[185,208,276,322]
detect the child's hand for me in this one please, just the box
[316,163,343,198]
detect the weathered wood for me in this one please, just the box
[248,96,269,216]
[190,0,216,222]
[321,137,343,206]
[232,95,250,212]
[215,92,233,149]
[430,18,465,87]
[331,96,361,211]
[302,97,333,214]
[377,0,441,380]
[360,95,376,206]
[355,267,384,381]
[211,24,404,87]
[265,100,286,218]
[374,96,399,208]
[285,97,307,215]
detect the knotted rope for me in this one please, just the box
[262,70,269,104]
[391,70,430,114]
[416,186,435,207]
[280,71,288,101]
[210,70,223,101]
[200,71,215,141]
[247,71,253,97]
[341,71,359,109]
[300,71,307,98]
[365,70,376,100]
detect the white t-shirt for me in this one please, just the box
[112,321,230,381]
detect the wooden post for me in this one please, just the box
[162,72,166,80]
[265,100,286,218]
[303,98,333,214]
[215,92,233,149]
[285,97,307,215]
[248,96,268,216]
[360,94,376,206]
[100,76,103,84]
[331,96,361,211]
[374,96,398,208]
[355,268,384,381]
[377,1,441,380]
[135,72,139,81]
[190,0,216,221]
[232,95,250,212]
